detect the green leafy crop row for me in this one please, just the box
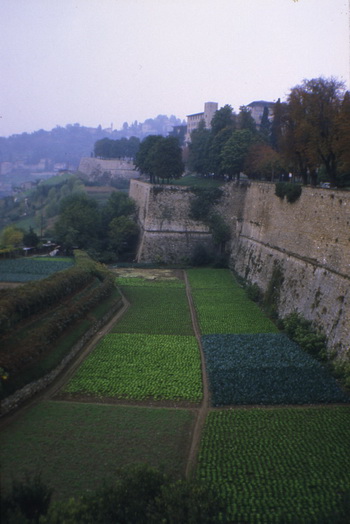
[197,407,350,523]
[116,276,185,288]
[64,333,202,402]
[187,269,278,334]
[113,286,193,335]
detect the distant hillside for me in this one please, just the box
[0,115,184,169]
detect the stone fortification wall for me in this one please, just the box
[129,180,213,263]
[130,179,349,356]
[78,157,139,180]
[227,183,350,357]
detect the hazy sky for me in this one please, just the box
[0,0,349,137]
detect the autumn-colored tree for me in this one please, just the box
[284,77,346,186]
[245,142,285,181]
[335,91,350,181]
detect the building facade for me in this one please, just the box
[185,101,218,143]
[247,100,275,128]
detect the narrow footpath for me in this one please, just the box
[184,271,210,479]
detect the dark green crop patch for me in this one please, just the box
[202,333,349,406]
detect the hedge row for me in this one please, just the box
[0,273,118,374]
[0,267,96,336]
[0,250,109,337]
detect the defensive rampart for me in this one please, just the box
[129,179,350,356]
[78,157,139,180]
[129,181,214,264]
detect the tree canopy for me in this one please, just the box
[135,136,184,183]
[54,191,139,261]
[186,77,350,187]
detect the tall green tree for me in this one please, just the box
[270,98,287,152]
[54,193,100,250]
[207,127,234,177]
[221,130,255,179]
[237,106,257,133]
[210,104,235,135]
[153,136,184,183]
[135,135,163,183]
[108,216,139,255]
[187,120,211,175]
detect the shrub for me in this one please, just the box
[1,472,53,523]
[275,182,302,203]
[245,282,263,303]
[282,312,327,360]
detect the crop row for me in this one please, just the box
[187,269,277,334]
[116,276,185,288]
[202,334,349,405]
[0,257,74,282]
[187,268,239,289]
[112,286,193,335]
[196,407,350,523]
[64,333,202,402]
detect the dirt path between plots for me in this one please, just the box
[184,271,209,478]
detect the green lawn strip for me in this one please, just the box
[0,257,74,282]
[63,333,203,402]
[202,334,349,406]
[196,407,350,523]
[0,401,194,501]
[116,276,185,287]
[113,286,193,335]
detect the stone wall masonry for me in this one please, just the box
[130,180,209,233]
[79,157,139,180]
[130,179,349,357]
[130,180,214,262]
[226,183,350,357]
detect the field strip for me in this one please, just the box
[184,270,209,479]
[0,289,131,429]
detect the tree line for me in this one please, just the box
[186,77,350,187]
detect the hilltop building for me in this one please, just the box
[185,101,218,143]
[247,100,275,129]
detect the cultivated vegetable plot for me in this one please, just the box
[187,268,278,334]
[112,286,193,335]
[64,333,202,402]
[0,257,74,282]
[187,268,239,289]
[196,407,350,523]
[202,334,349,405]
[0,401,194,500]
[116,276,185,287]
